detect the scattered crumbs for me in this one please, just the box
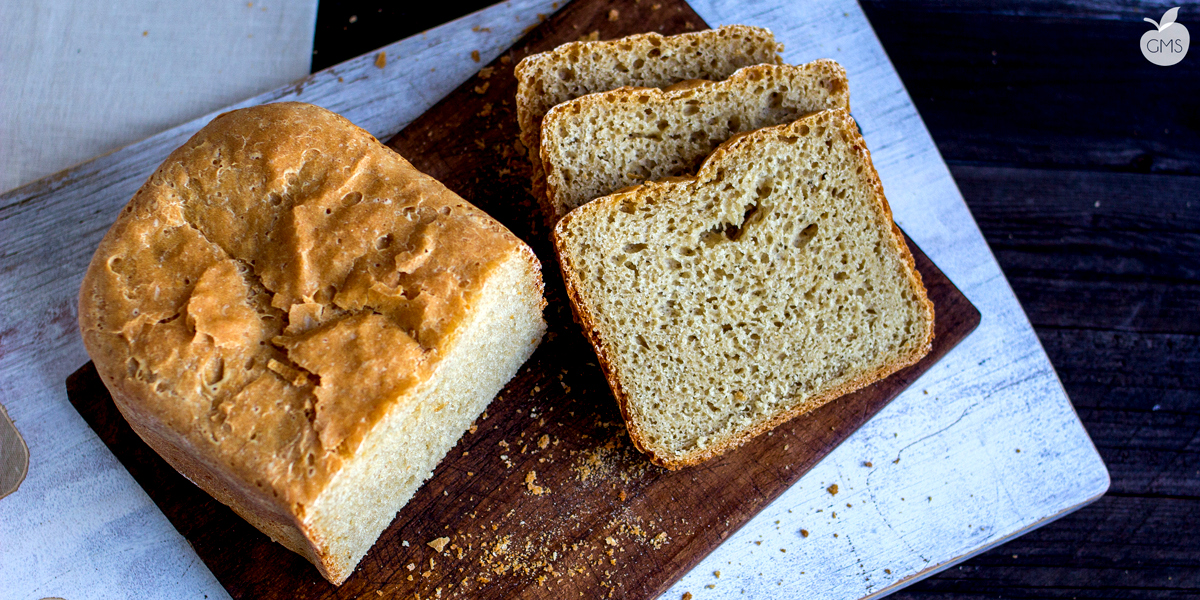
[407,563,416,571]
[1016,448,1021,453]
[685,21,695,29]
[142,30,148,36]
[500,55,512,65]
[618,489,627,502]
[784,444,789,451]
[467,471,474,477]
[893,457,900,464]
[608,9,620,21]
[923,389,929,395]
[375,590,383,596]
[682,593,693,600]
[714,570,721,578]
[800,529,809,538]
[374,52,387,68]
[428,537,450,553]
[827,483,839,496]
[471,50,481,62]
[538,434,551,449]
[651,532,668,549]
[885,568,892,574]
[525,470,548,495]
[847,503,852,508]
[863,461,873,467]
[479,66,495,79]
[605,536,618,547]
[348,14,357,23]
[477,103,494,117]
[833,533,839,538]
[832,512,837,518]
[337,76,344,83]
[755,541,762,545]
[471,25,492,33]
[579,30,600,42]
[469,424,478,434]
[780,548,787,553]
[705,584,716,589]
[403,540,410,547]
[474,82,490,94]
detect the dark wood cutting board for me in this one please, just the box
[65,0,981,598]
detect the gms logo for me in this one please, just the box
[1142,7,1190,66]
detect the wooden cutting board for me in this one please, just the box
[65,0,981,598]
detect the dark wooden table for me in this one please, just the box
[313,1,1200,597]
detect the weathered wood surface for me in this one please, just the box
[0,0,1113,598]
[61,1,979,595]
[859,0,1200,596]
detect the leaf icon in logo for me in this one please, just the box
[1145,6,1180,31]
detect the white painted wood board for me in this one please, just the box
[0,1,1109,598]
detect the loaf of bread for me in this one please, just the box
[553,108,934,469]
[541,60,850,219]
[515,25,782,219]
[78,102,547,584]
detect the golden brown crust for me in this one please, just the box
[554,108,934,469]
[78,102,537,579]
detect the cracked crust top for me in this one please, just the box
[79,102,526,509]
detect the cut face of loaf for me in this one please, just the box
[541,60,850,220]
[553,108,934,469]
[78,103,546,584]
[515,25,782,219]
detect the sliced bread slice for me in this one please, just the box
[515,25,782,219]
[541,60,850,220]
[553,108,935,469]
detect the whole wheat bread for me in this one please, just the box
[553,108,934,469]
[541,60,849,220]
[515,25,782,220]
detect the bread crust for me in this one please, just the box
[553,108,934,469]
[78,102,542,582]
[515,25,783,226]
[539,60,850,220]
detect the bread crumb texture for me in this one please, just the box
[554,108,934,468]
[515,25,783,215]
[541,60,850,218]
[78,102,546,583]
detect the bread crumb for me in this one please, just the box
[682,593,693,600]
[714,570,721,578]
[471,50,481,62]
[863,461,873,467]
[474,82,490,95]
[780,548,787,553]
[469,424,478,434]
[477,103,493,117]
[525,470,547,495]
[800,529,809,538]
[705,584,716,589]
[428,537,450,553]
[884,568,892,574]
[827,483,839,496]
[608,9,619,21]
[479,66,494,79]
[500,55,511,65]
[374,52,387,68]
[579,30,600,42]
[407,562,416,571]
[538,434,550,449]
[605,536,618,546]
[471,25,492,33]
[685,21,695,30]
[618,489,627,502]
[652,3,662,9]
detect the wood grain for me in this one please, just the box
[63,0,979,598]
